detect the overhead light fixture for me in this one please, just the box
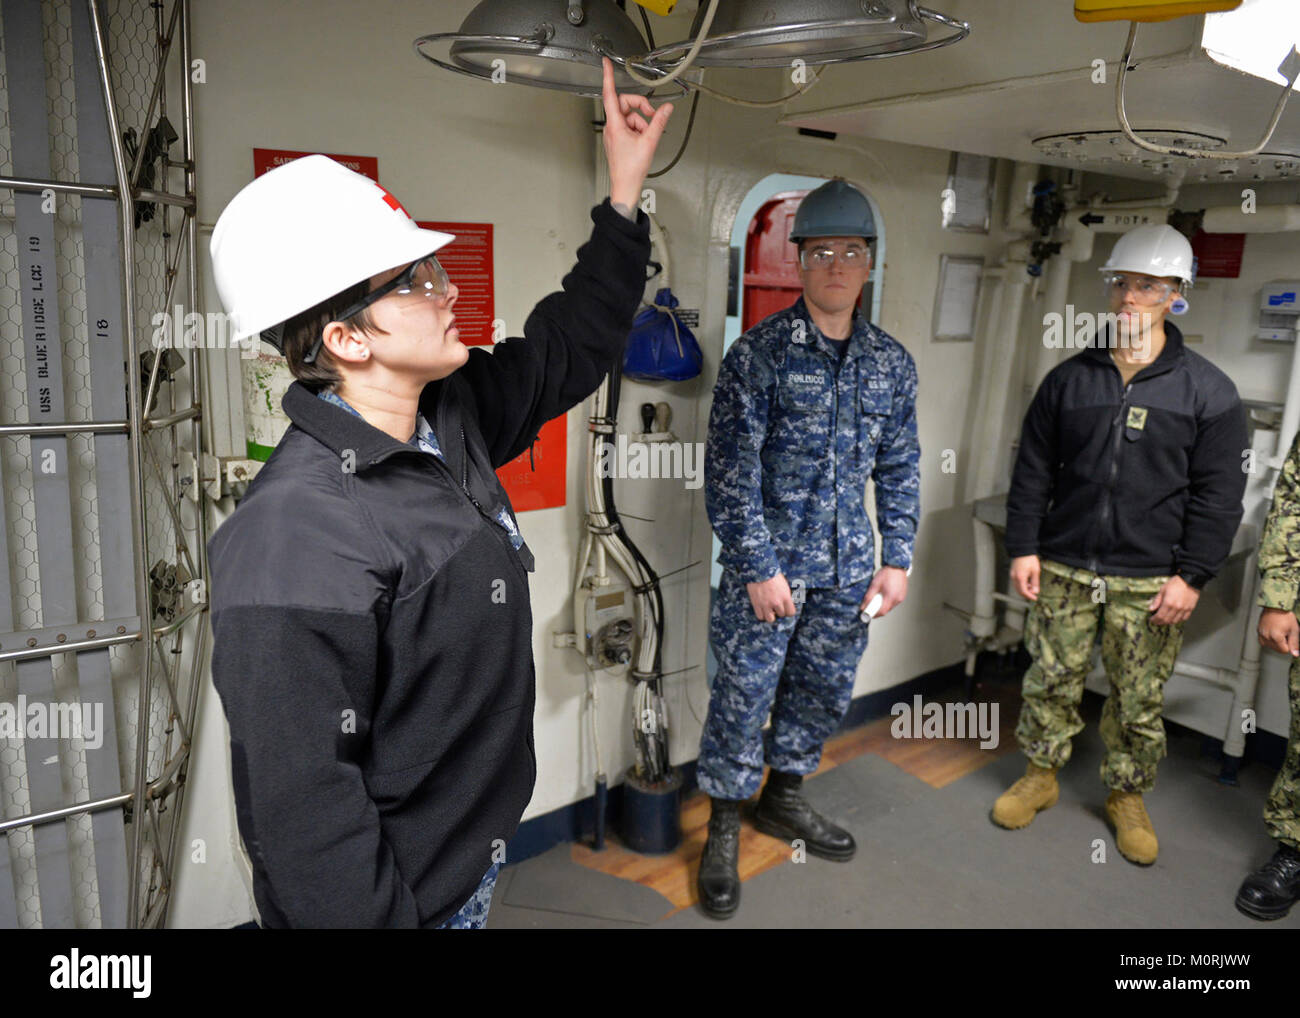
[1033,129,1300,182]
[414,0,684,98]
[642,0,970,70]
[415,1,970,100]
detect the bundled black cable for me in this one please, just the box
[603,359,671,783]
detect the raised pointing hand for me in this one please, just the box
[600,57,674,209]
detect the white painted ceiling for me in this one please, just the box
[776,0,1300,183]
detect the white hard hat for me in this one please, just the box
[210,154,455,346]
[1099,224,1194,288]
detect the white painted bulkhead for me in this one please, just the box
[169,0,1300,926]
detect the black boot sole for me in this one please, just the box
[1234,895,1295,921]
[751,814,856,861]
[697,893,740,920]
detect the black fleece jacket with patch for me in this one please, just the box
[1005,323,1248,588]
[207,200,649,928]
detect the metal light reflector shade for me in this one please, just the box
[414,0,669,97]
[645,0,968,69]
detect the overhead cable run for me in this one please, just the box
[1115,20,1300,160]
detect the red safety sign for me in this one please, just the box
[1191,231,1246,279]
[417,221,496,348]
[253,147,379,182]
[416,220,564,510]
[495,416,567,512]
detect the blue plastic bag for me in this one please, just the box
[623,287,703,382]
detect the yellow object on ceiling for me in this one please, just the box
[631,0,677,16]
[1075,0,1242,22]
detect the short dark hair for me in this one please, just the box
[279,279,388,390]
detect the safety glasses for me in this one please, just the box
[799,244,870,270]
[303,255,451,364]
[1102,272,1175,306]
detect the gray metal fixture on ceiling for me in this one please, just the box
[414,0,970,98]
[645,0,969,69]
[414,0,680,97]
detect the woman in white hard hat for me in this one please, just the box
[206,60,671,929]
[993,222,1248,867]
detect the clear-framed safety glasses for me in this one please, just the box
[798,243,871,271]
[1101,272,1175,306]
[303,255,451,364]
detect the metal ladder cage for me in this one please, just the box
[0,0,207,928]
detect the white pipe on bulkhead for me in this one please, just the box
[1004,162,1039,233]
[1031,250,1074,390]
[994,267,1031,639]
[1076,207,1173,232]
[1203,204,1300,233]
[964,269,1008,506]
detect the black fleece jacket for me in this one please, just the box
[1005,322,1248,587]
[207,200,650,928]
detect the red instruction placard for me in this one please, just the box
[1190,231,1246,279]
[253,148,379,182]
[495,415,567,512]
[417,221,495,348]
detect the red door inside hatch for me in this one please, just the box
[742,192,807,332]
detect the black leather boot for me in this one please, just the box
[753,769,856,860]
[1235,844,1300,921]
[697,798,741,919]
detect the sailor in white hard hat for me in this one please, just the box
[205,60,671,929]
[995,222,1248,867]
[1096,221,1195,362]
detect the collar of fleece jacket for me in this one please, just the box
[280,377,450,472]
[1081,319,1186,381]
[310,383,525,551]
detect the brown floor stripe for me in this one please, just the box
[570,680,1026,915]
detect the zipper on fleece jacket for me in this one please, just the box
[454,423,531,580]
[1085,366,1133,574]
[442,396,529,576]
[425,378,491,520]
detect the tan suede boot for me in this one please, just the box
[1106,790,1158,865]
[991,762,1060,829]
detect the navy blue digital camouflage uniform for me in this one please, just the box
[437,860,500,929]
[700,295,921,800]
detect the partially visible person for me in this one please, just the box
[1237,428,1300,920]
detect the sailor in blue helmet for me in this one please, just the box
[697,179,921,918]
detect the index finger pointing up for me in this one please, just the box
[600,57,621,126]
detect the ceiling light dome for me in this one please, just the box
[644,0,969,70]
[415,0,680,97]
